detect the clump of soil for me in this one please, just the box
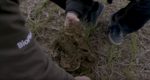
[52,23,98,77]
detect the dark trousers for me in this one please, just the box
[115,0,150,33]
[51,0,94,9]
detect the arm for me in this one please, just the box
[0,0,74,80]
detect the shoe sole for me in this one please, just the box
[108,32,122,45]
[108,14,122,45]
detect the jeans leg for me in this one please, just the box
[51,0,66,9]
[115,0,150,33]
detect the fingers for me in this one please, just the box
[74,76,91,80]
[64,12,80,27]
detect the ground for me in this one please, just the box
[20,0,150,80]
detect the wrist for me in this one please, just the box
[67,11,79,17]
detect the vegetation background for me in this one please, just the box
[20,0,150,80]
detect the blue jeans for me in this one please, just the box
[115,0,150,33]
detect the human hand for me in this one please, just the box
[64,12,80,27]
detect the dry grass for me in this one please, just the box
[20,0,150,80]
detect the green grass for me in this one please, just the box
[123,33,138,80]
[33,0,50,17]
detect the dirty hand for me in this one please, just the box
[64,12,80,27]
[74,76,91,80]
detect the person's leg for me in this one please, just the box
[119,0,150,33]
[83,1,104,25]
[108,0,150,45]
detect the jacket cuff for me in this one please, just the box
[66,1,84,18]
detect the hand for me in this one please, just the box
[64,12,80,27]
[74,76,91,80]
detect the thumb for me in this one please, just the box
[74,76,91,80]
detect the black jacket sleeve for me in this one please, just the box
[0,0,74,80]
[66,0,94,18]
